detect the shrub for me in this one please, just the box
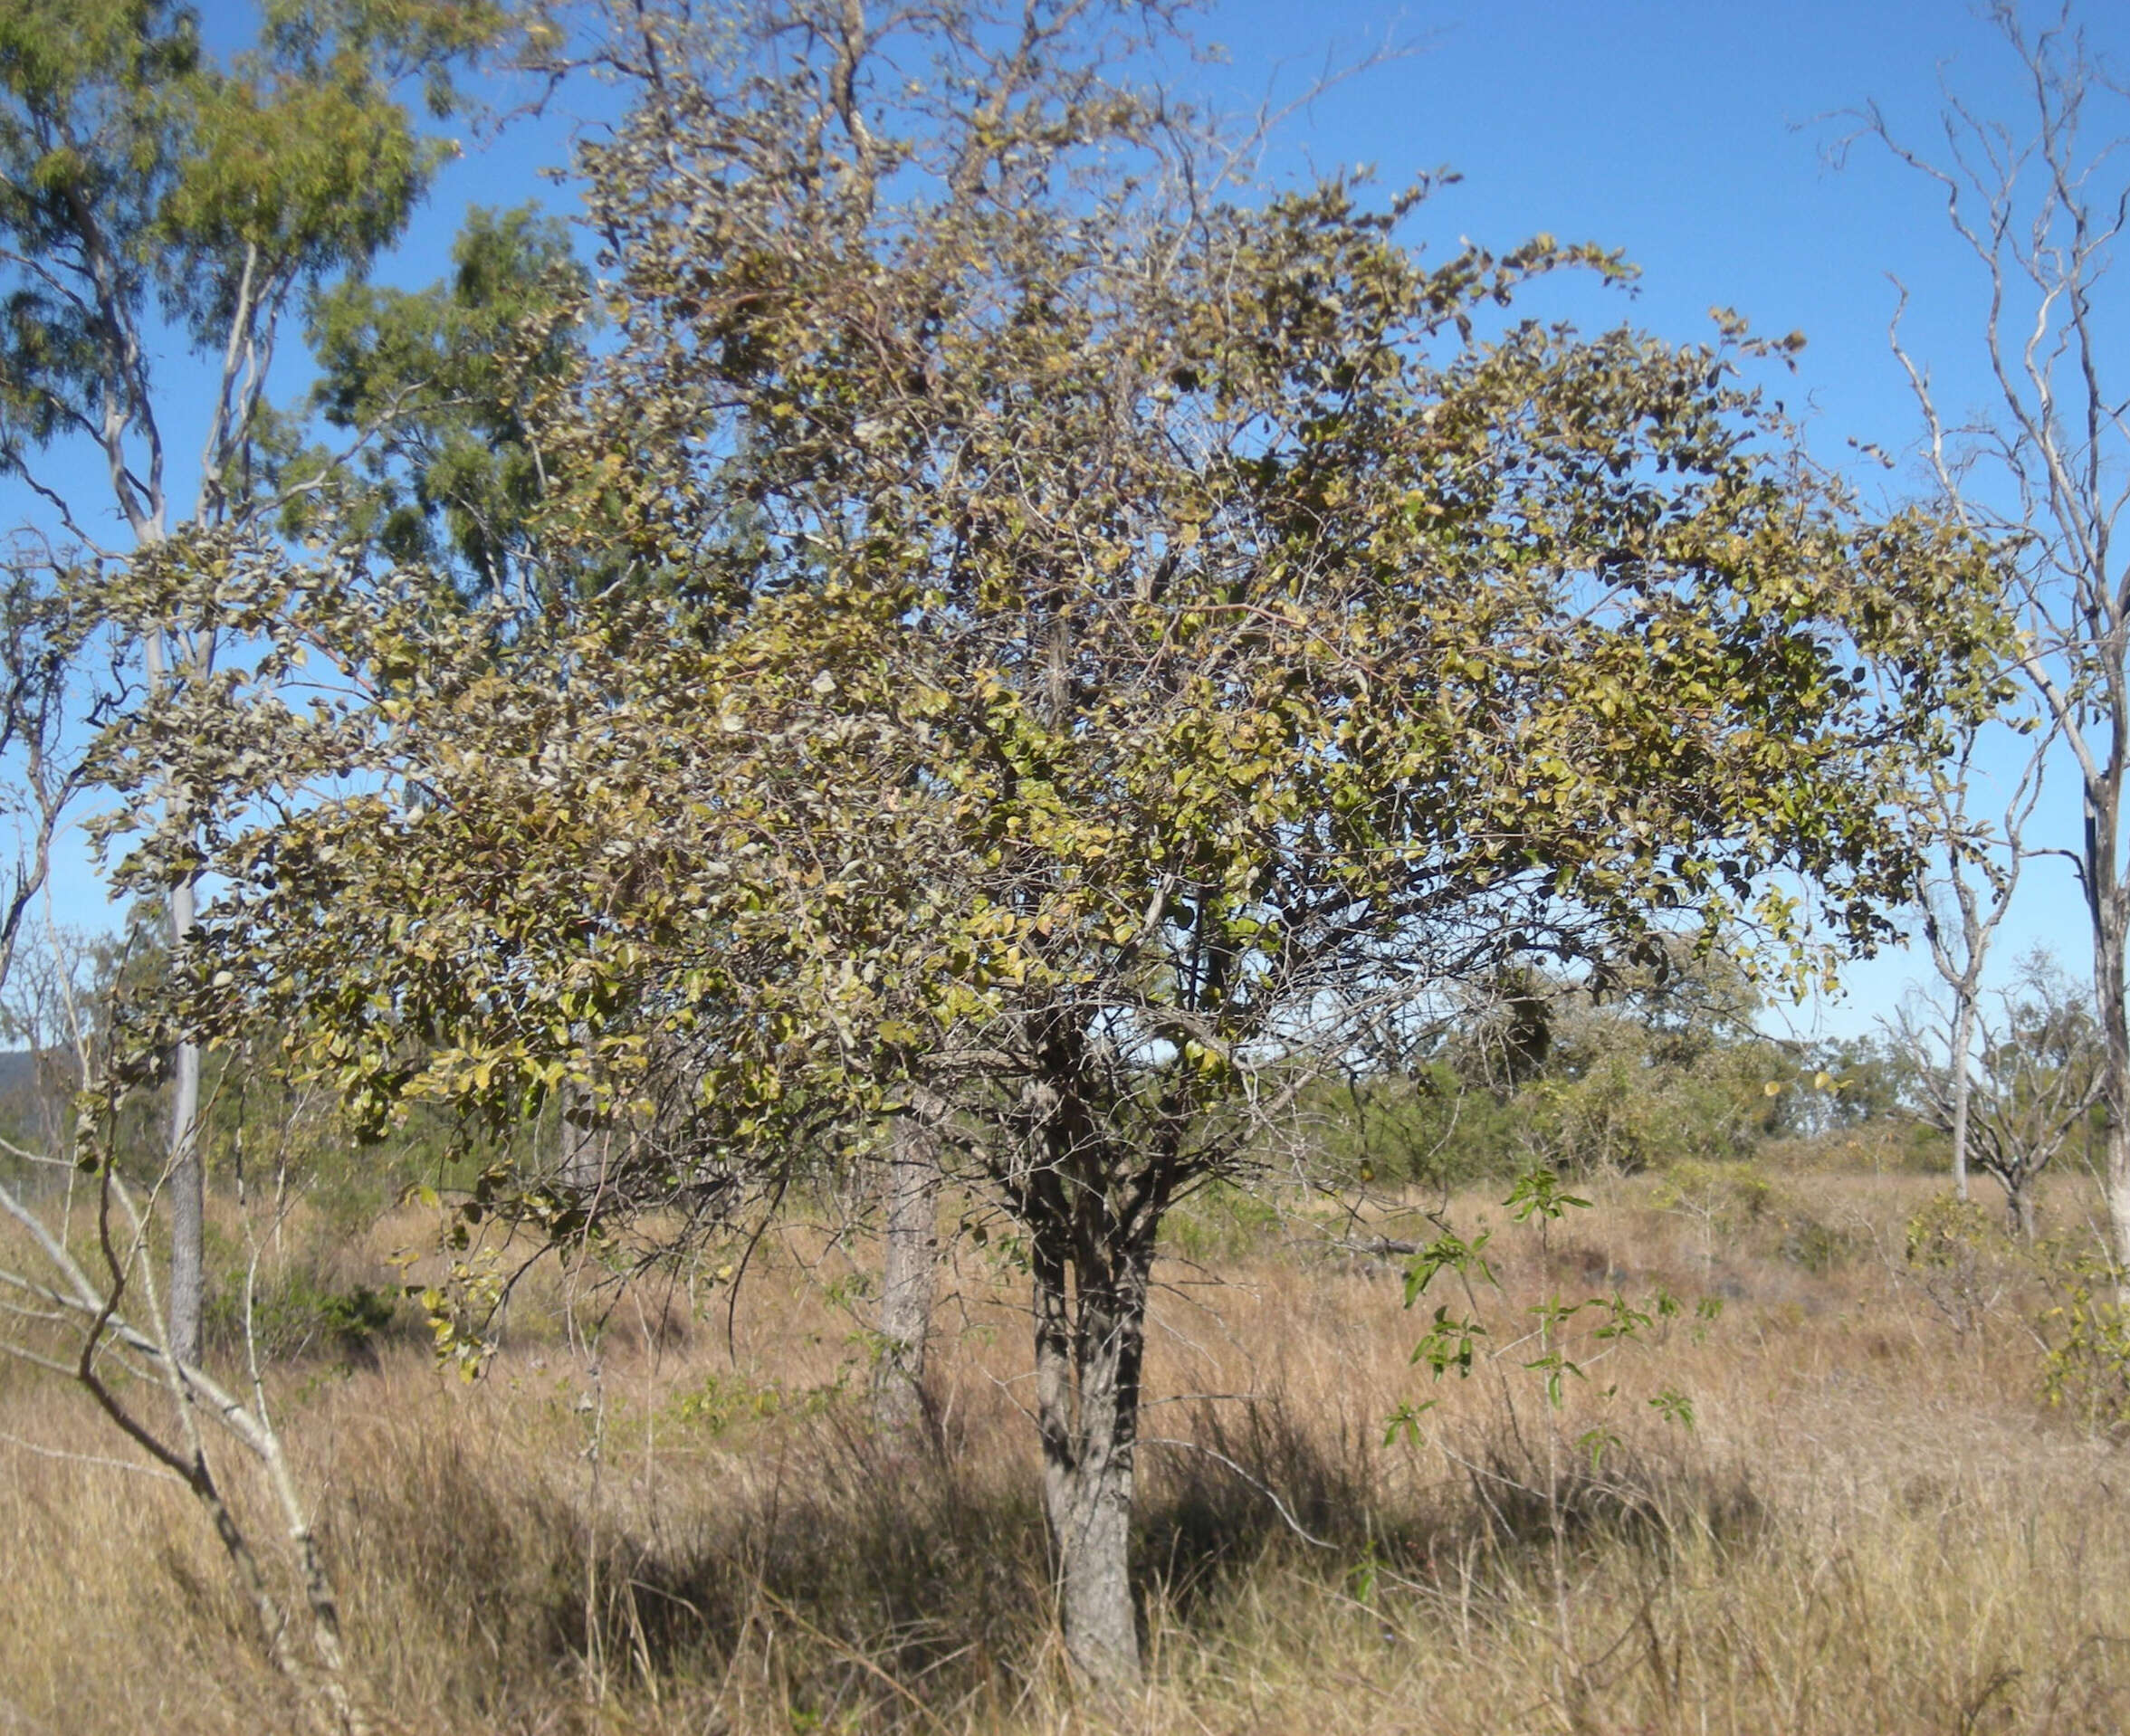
[1651,1159,1772,1232]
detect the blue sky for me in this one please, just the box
[28,0,2130,1040]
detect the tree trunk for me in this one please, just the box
[1948,992,1975,1204]
[2105,1109,2130,1302]
[2090,862,2130,1303]
[2011,1176,2038,1244]
[167,871,205,1366]
[1030,1207,1151,1690]
[139,623,206,1368]
[873,1111,941,1433]
[559,1083,605,1193]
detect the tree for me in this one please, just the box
[1893,949,2104,1238]
[0,0,510,1360]
[0,549,114,990]
[296,201,594,606]
[1915,715,2049,1200]
[0,556,368,1731]
[1848,2,2130,1287]
[162,0,2011,1686]
[873,1093,943,1433]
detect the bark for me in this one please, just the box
[559,1083,606,1193]
[2011,1177,2039,1244]
[166,867,205,1367]
[873,1110,941,1433]
[2090,823,2130,1303]
[1948,992,1974,1205]
[1030,1195,1152,1690]
[2105,1105,2130,1302]
[133,617,208,1366]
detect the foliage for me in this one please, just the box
[3,0,520,1381]
[1791,1032,1914,1133]
[1307,1064,1530,1189]
[1901,1188,2130,1430]
[1388,1165,1706,1460]
[2037,1245,2130,1436]
[0,0,509,520]
[295,203,594,601]
[1772,1202,1863,1275]
[101,0,2014,1687]
[1518,1022,1781,1177]
[1161,1182,1285,1264]
[666,1367,851,1440]
[1651,1159,1772,1234]
[1336,951,1892,1183]
[158,2,2011,1161]
[1905,1190,2011,1338]
[206,1253,400,1366]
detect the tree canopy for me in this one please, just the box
[101,0,2014,1685]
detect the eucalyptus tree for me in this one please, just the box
[0,540,368,1731]
[0,0,509,1359]
[1915,714,2048,1201]
[296,202,594,608]
[158,0,2012,1687]
[1849,3,2130,1286]
[0,553,112,993]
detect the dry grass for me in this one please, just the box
[5,1160,2130,1734]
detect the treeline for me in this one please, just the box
[1312,953,1921,1191]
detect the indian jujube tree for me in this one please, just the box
[146,0,2014,1687]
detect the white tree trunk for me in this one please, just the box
[559,1082,605,1193]
[157,655,205,1368]
[166,1009,205,1365]
[1948,991,1975,1205]
[2091,860,2130,1302]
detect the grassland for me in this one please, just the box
[5,1155,2129,1734]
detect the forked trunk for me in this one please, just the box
[1031,1210,1152,1689]
[874,1110,941,1432]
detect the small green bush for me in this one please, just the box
[1651,1160,1772,1232]
[2036,1240,2130,1435]
[1775,1208,1862,1274]
[206,1262,401,1363]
